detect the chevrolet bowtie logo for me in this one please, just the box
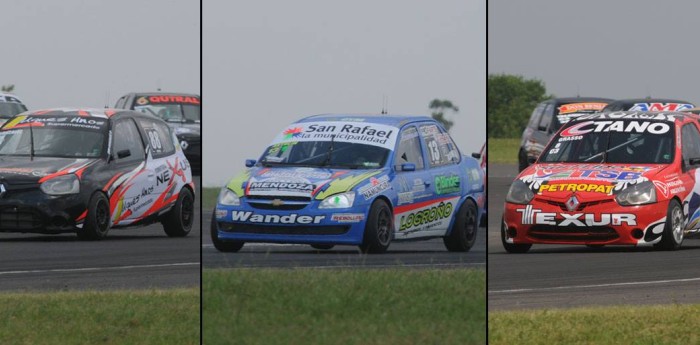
[271,199,285,207]
[565,195,580,212]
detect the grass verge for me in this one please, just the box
[203,187,219,211]
[488,138,520,164]
[489,304,700,344]
[0,288,200,345]
[204,268,485,345]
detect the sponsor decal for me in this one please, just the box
[258,168,333,180]
[435,175,460,195]
[249,181,315,193]
[628,103,693,112]
[578,112,681,122]
[215,209,228,218]
[143,95,200,105]
[399,201,454,231]
[315,170,381,200]
[561,120,670,137]
[517,205,636,226]
[331,213,365,223]
[558,103,608,114]
[3,115,107,131]
[272,121,398,149]
[655,179,686,196]
[538,183,614,195]
[413,178,426,192]
[358,175,390,199]
[397,192,414,205]
[558,135,583,142]
[231,211,325,224]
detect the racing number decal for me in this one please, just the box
[146,129,163,153]
[428,139,440,163]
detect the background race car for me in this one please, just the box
[212,114,485,253]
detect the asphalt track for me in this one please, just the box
[488,164,700,310]
[0,176,201,292]
[202,210,486,269]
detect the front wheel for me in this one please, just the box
[77,192,111,240]
[359,199,393,254]
[162,188,194,237]
[210,213,244,252]
[655,199,684,251]
[501,217,531,253]
[443,199,478,252]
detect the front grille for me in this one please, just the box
[528,225,619,242]
[539,198,614,212]
[0,207,45,230]
[245,195,311,211]
[219,222,349,235]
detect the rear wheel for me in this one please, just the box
[77,192,111,240]
[501,217,531,253]
[655,199,684,251]
[443,199,478,252]
[210,213,244,252]
[162,188,194,237]
[311,244,335,250]
[359,199,392,254]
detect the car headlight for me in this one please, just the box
[218,188,240,206]
[40,174,80,195]
[319,192,355,209]
[505,179,534,205]
[616,181,656,206]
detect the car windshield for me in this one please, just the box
[0,116,106,158]
[134,104,200,123]
[0,103,27,119]
[540,119,675,164]
[259,141,390,169]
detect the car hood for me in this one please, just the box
[225,166,389,200]
[518,163,669,200]
[0,156,98,184]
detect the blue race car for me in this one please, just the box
[211,114,485,253]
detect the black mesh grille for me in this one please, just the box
[528,225,619,242]
[0,207,45,230]
[219,222,349,235]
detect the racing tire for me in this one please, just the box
[655,199,684,251]
[359,199,393,254]
[443,199,478,252]
[518,149,529,172]
[311,244,335,250]
[77,192,111,240]
[162,188,194,237]
[210,213,244,252]
[501,217,531,253]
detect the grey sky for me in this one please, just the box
[1,0,199,109]
[489,0,699,104]
[204,0,485,186]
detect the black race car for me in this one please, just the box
[0,108,195,239]
[115,92,201,173]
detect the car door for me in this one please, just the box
[391,125,434,239]
[135,117,185,204]
[679,122,700,230]
[109,117,154,225]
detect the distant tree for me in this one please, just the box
[1,85,14,93]
[488,74,551,138]
[429,99,458,131]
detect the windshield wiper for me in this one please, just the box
[323,135,336,166]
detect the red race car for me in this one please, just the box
[502,111,700,253]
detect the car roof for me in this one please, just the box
[0,92,24,103]
[22,108,156,120]
[297,114,434,127]
[126,92,200,98]
[546,97,614,103]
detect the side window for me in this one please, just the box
[538,103,554,131]
[136,118,176,157]
[682,124,700,164]
[527,103,545,128]
[115,96,126,109]
[394,126,424,170]
[112,119,146,163]
[418,124,460,167]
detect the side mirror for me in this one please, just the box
[245,159,257,168]
[400,163,416,172]
[117,149,131,159]
[471,152,481,159]
[527,156,537,164]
